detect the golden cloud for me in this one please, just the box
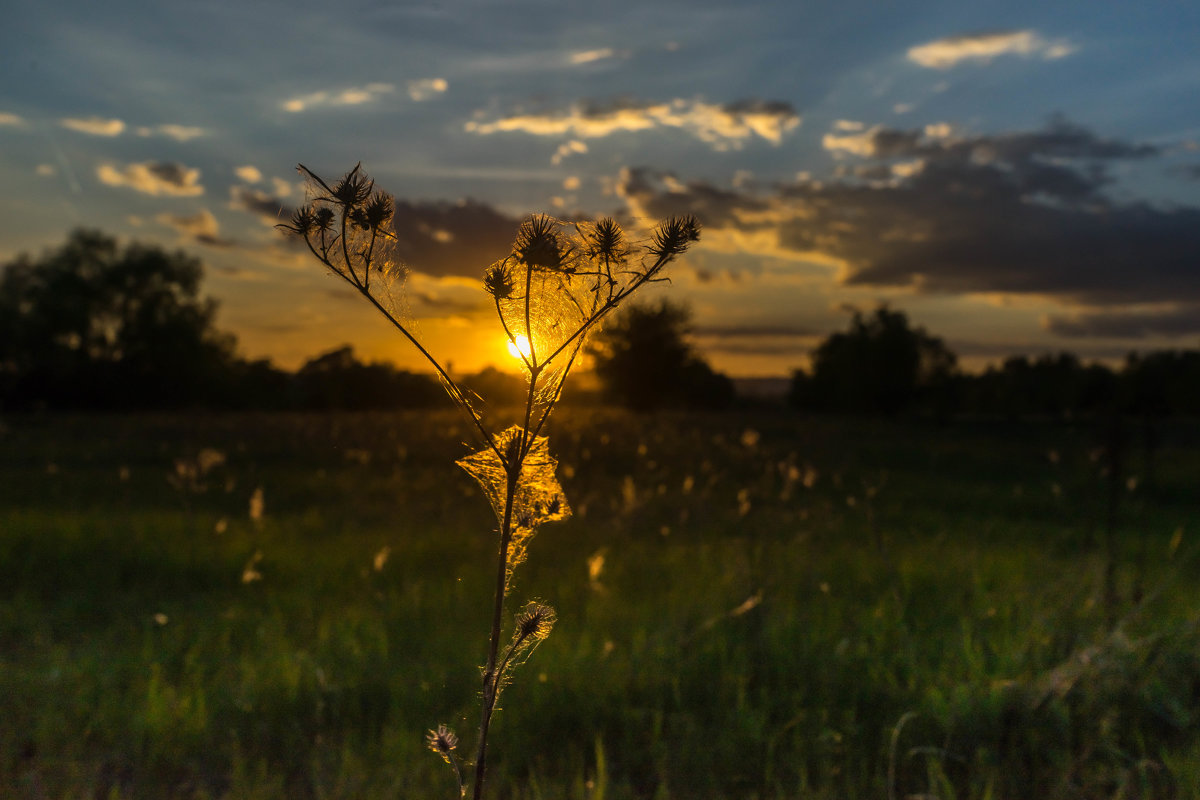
[282,83,395,112]
[61,116,126,136]
[97,161,204,196]
[466,98,800,150]
[908,30,1075,69]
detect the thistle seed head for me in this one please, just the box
[483,262,516,300]
[331,163,374,209]
[427,724,459,764]
[314,207,335,232]
[583,218,628,263]
[513,214,567,271]
[513,602,556,644]
[279,205,319,236]
[649,215,701,260]
[364,192,394,230]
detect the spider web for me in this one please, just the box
[457,426,571,582]
[494,241,608,406]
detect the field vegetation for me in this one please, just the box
[3,410,1199,799]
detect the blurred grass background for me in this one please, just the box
[2,410,1199,799]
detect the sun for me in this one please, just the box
[507,334,532,361]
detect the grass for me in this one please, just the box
[2,410,1199,799]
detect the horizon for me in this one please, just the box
[3,0,1198,378]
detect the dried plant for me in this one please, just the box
[279,163,699,799]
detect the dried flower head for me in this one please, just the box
[483,262,516,300]
[363,191,394,230]
[313,206,335,232]
[581,217,628,264]
[331,163,374,208]
[513,602,556,645]
[427,724,459,764]
[513,214,569,271]
[649,215,701,260]
[279,205,319,236]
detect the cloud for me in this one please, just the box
[282,83,395,112]
[466,97,801,150]
[389,198,522,279]
[230,186,295,225]
[136,124,207,141]
[235,165,263,183]
[97,161,204,196]
[551,139,588,165]
[1044,306,1200,339]
[618,118,1200,328]
[0,112,27,128]
[155,209,230,246]
[407,78,448,101]
[569,48,617,65]
[908,30,1076,69]
[61,116,126,136]
[821,116,1154,163]
[694,324,816,338]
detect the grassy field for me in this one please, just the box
[2,409,1199,799]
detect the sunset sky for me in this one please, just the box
[2,0,1198,376]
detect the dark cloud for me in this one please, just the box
[619,167,767,227]
[389,199,521,279]
[409,290,486,315]
[1044,307,1200,339]
[692,324,818,359]
[155,210,233,247]
[825,117,1156,183]
[694,324,815,338]
[699,339,816,357]
[620,118,1200,322]
[230,186,296,226]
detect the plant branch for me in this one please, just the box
[473,463,520,800]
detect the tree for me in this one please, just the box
[791,306,957,416]
[294,345,443,409]
[967,353,1117,419]
[0,229,236,409]
[588,299,733,411]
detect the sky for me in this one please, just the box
[2,0,1199,377]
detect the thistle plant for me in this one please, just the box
[279,163,699,799]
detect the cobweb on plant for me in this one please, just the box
[457,426,571,584]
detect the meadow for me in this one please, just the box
[2,409,1199,799]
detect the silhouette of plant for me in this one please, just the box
[279,163,698,799]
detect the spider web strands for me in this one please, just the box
[457,426,570,581]
[492,215,697,465]
[283,165,505,465]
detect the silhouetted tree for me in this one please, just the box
[0,229,236,409]
[588,299,733,411]
[294,345,443,409]
[459,366,527,408]
[790,306,957,416]
[1120,350,1200,418]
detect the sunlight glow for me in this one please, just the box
[507,334,532,361]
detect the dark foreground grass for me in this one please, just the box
[2,410,1199,799]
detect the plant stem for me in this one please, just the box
[473,463,519,800]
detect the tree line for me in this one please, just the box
[3,230,1197,418]
[788,306,1200,420]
